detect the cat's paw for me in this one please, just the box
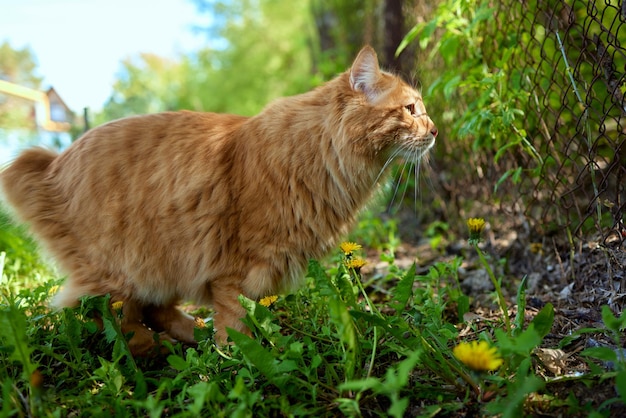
[127,329,178,357]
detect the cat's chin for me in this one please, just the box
[395,141,435,162]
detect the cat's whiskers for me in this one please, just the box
[414,149,423,214]
[387,158,408,213]
[387,143,424,213]
[422,153,435,193]
[373,147,404,186]
[385,132,435,213]
[401,158,415,211]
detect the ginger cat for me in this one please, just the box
[1,46,437,356]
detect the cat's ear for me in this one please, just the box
[349,46,382,101]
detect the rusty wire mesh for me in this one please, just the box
[483,0,626,244]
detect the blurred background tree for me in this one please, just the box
[98,54,184,122]
[95,0,431,122]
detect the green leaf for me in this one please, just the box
[63,308,84,362]
[601,305,626,333]
[133,368,148,400]
[339,377,384,393]
[102,316,118,344]
[496,326,541,357]
[494,139,520,163]
[486,357,544,418]
[439,36,461,65]
[443,74,462,99]
[584,358,606,375]
[470,5,495,27]
[227,328,280,381]
[616,369,626,404]
[349,310,390,329]
[0,304,37,381]
[334,268,357,308]
[328,297,357,380]
[495,167,522,191]
[558,327,603,348]
[276,359,299,374]
[397,18,438,54]
[530,303,554,340]
[339,350,420,394]
[307,259,327,282]
[513,276,528,336]
[166,354,189,371]
[388,397,409,418]
[329,298,356,350]
[186,381,214,414]
[238,295,279,339]
[308,259,337,299]
[395,350,422,387]
[420,18,439,45]
[390,263,416,314]
[456,294,470,322]
[580,347,618,363]
[396,23,422,56]
[1,379,15,415]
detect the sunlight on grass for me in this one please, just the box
[1,205,625,416]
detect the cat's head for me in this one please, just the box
[348,46,437,162]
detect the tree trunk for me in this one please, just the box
[383,0,404,73]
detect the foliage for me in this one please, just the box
[308,0,380,78]
[97,54,184,122]
[95,0,407,124]
[191,0,316,107]
[4,202,624,416]
[96,0,317,125]
[0,209,50,286]
[400,0,542,196]
[401,0,626,237]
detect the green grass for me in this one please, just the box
[1,208,626,417]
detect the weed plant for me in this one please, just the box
[2,206,625,417]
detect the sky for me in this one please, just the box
[1,0,208,112]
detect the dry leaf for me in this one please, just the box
[535,348,569,375]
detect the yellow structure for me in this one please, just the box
[0,79,71,132]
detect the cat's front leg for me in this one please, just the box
[142,304,197,344]
[210,281,250,344]
[117,299,177,356]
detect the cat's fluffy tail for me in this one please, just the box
[2,148,96,309]
[1,147,58,228]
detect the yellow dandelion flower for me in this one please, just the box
[259,295,278,307]
[340,241,362,255]
[467,218,486,234]
[194,317,207,328]
[453,340,503,372]
[529,242,543,255]
[111,301,124,311]
[467,218,486,245]
[345,257,367,269]
[48,285,59,296]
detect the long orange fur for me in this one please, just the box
[1,46,437,355]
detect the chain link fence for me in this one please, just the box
[485,0,625,244]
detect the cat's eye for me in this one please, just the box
[405,103,416,115]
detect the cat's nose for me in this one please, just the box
[430,126,438,138]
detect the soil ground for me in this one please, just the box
[361,208,626,415]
